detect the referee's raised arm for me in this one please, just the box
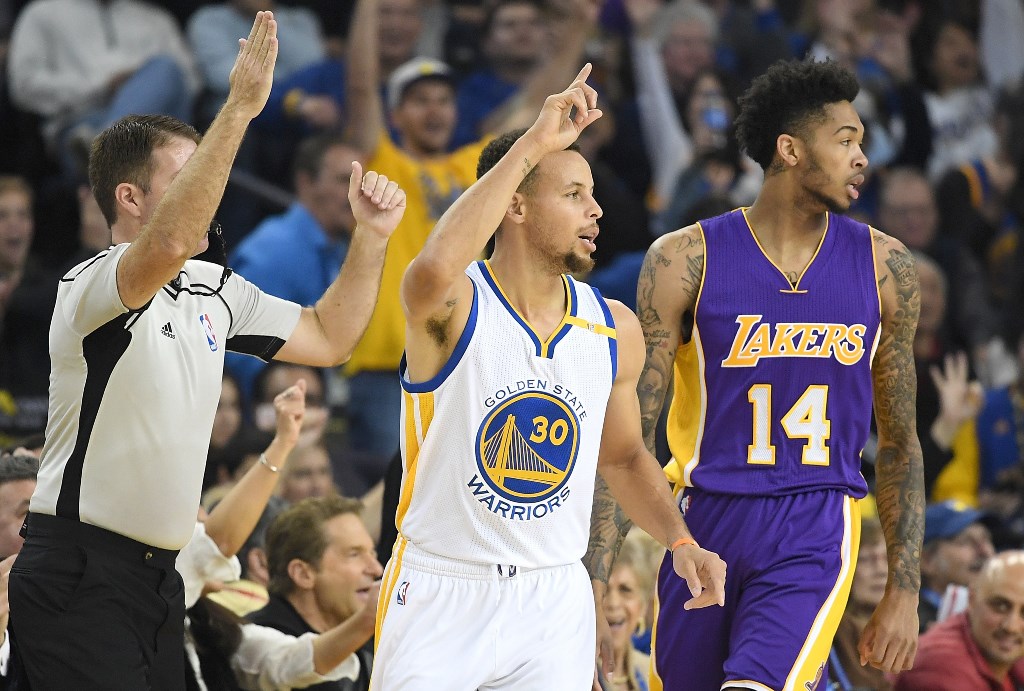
[114,11,278,309]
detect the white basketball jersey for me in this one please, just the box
[395,261,618,569]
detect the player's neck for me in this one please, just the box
[486,252,567,326]
[745,184,828,249]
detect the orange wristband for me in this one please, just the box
[670,537,698,552]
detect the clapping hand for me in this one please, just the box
[348,162,407,240]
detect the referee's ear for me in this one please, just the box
[287,558,317,591]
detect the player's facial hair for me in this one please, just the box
[803,151,848,214]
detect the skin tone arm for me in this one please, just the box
[597,299,725,609]
[118,12,279,309]
[272,163,405,367]
[203,380,307,559]
[585,224,703,585]
[401,65,604,374]
[343,0,385,157]
[858,230,924,674]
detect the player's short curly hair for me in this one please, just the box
[477,128,579,195]
[735,60,859,171]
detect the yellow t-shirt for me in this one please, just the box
[345,133,489,374]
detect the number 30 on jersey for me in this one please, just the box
[747,384,831,466]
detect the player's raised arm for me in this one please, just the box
[117,11,278,309]
[585,224,704,586]
[401,64,603,327]
[859,229,924,674]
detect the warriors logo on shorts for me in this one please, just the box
[474,391,579,503]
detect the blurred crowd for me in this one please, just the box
[2,0,1024,689]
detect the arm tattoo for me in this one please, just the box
[522,157,533,178]
[585,474,633,584]
[873,245,925,592]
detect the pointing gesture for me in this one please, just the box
[527,63,604,154]
[672,543,727,610]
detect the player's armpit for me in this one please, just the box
[870,229,925,595]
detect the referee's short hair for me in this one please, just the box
[0,452,40,485]
[265,495,364,597]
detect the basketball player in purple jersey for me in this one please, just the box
[585,60,923,690]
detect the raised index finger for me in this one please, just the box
[570,62,593,89]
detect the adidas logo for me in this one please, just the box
[161,322,176,339]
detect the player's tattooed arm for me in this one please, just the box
[585,226,704,584]
[871,230,924,593]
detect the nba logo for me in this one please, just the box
[199,313,218,352]
[396,581,410,606]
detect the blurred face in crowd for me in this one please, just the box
[379,0,422,68]
[78,185,111,251]
[661,18,715,89]
[280,445,335,504]
[0,476,34,559]
[211,375,242,450]
[311,513,384,625]
[233,0,275,14]
[605,563,647,660]
[922,522,996,593]
[915,259,947,337]
[968,552,1024,676]
[0,188,33,274]
[256,365,328,445]
[878,173,937,249]
[297,144,360,239]
[850,537,888,609]
[517,150,602,276]
[484,2,546,71]
[931,22,979,93]
[393,80,457,156]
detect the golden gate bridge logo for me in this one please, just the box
[475,391,579,501]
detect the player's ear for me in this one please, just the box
[506,192,528,225]
[776,134,800,168]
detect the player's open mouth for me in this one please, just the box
[846,174,865,200]
[578,227,599,252]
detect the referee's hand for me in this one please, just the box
[226,11,279,120]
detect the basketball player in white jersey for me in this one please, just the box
[369,65,726,690]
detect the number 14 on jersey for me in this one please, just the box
[747,384,831,466]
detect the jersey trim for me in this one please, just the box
[740,208,830,294]
[55,313,133,519]
[396,391,434,529]
[545,276,578,357]
[867,225,884,324]
[477,260,575,358]
[591,287,618,381]
[400,280,479,393]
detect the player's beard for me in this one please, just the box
[802,153,849,214]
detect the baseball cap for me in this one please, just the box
[924,500,985,543]
[387,57,454,110]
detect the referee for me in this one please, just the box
[9,12,406,689]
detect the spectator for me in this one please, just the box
[974,331,1024,500]
[0,176,58,447]
[604,528,658,691]
[278,443,337,505]
[226,134,364,401]
[188,0,326,120]
[252,362,329,450]
[829,515,893,690]
[919,19,998,181]
[341,0,596,469]
[919,500,996,632]
[7,0,198,175]
[63,183,114,270]
[892,550,1024,690]
[0,451,38,686]
[877,167,998,357]
[249,495,383,691]
[0,452,36,561]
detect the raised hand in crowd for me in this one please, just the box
[929,351,983,450]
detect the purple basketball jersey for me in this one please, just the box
[667,209,879,497]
